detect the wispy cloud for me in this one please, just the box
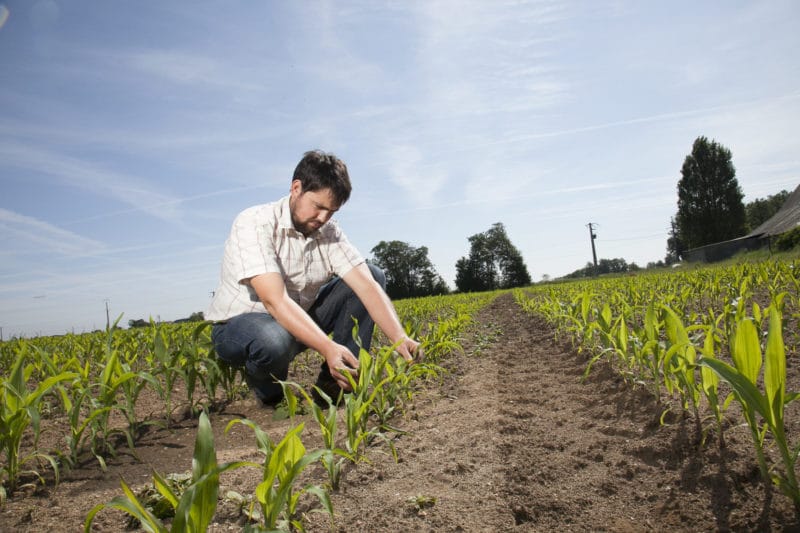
[350,174,669,219]
[412,0,571,115]
[0,116,284,153]
[121,48,268,95]
[383,144,448,206]
[0,208,105,256]
[61,183,272,225]
[419,92,800,158]
[0,141,184,222]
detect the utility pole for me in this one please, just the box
[587,223,599,276]
[104,299,110,330]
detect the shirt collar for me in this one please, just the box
[277,195,294,231]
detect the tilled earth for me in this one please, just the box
[2,293,799,532]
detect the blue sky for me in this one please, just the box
[1,1,798,337]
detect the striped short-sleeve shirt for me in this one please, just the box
[205,195,364,321]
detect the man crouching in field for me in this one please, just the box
[206,150,420,406]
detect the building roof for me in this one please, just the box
[747,183,800,237]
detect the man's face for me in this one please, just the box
[288,179,340,237]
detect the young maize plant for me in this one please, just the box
[696,324,732,449]
[371,352,441,427]
[225,419,333,532]
[56,357,114,470]
[417,313,467,363]
[0,344,77,502]
[581,302,629,382]
[182,321,224,411]
[661,305,703,437]
[93,329,144,457]
[630,301,668,399]
[115,343,159,443]
[177,324,211,416]
[700,304,800,511]
[343,322,438,461]
[20,345,100,469]
[341,346,395,462]
[85,410,251,532]
[147,324,186,427]
[279,381,354,491]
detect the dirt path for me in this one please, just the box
[2,293,798,532]
[304,293,799,532]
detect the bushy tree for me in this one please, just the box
[370,240,448,299]
[775,226,800,251]
[564,257,633,279]
[455,223,531,292]
[646,260,667,269]
[745,189,790,231]
[674,136,746,250]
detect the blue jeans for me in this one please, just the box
[211,264,386,402]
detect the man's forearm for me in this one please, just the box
[361,284,408,343]
[249,274,337,356]
[264,295,337,355]
[343,264,408,344]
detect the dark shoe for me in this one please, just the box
[311,372,344,407]
[245,374,284,406]
[255,391,284,407]
[236,393,282,412]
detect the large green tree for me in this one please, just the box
[745,189,790,232]
[455,223,531,292]
[370,240,449,300]
[674,136,746,250]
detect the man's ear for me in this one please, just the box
[290,179,303,197]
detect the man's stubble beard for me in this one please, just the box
[289,197,318,237]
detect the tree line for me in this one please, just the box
[373,135,795,292]
[370,222,532,299]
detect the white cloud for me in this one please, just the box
[0,142,184,222]
[0,208,105,256]
[384,145,448,206]
[121,48,269,95]
[411,0,571,116]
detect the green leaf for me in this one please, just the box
[152,471,179,511]
[731,318,761,384]
[763,306,786,428]
[85,479,168,533]
[305,484,334,518]
[172,410,218,532]
[699,356,768,420]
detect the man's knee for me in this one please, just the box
[368,263,386,289]
[249,326,296,362]
[214,313,296,368]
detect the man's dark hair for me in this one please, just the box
[292,150,352,206]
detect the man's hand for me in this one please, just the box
[395,336,422,363]
[323,342,360,391]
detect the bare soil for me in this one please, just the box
[2,293,799,532]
